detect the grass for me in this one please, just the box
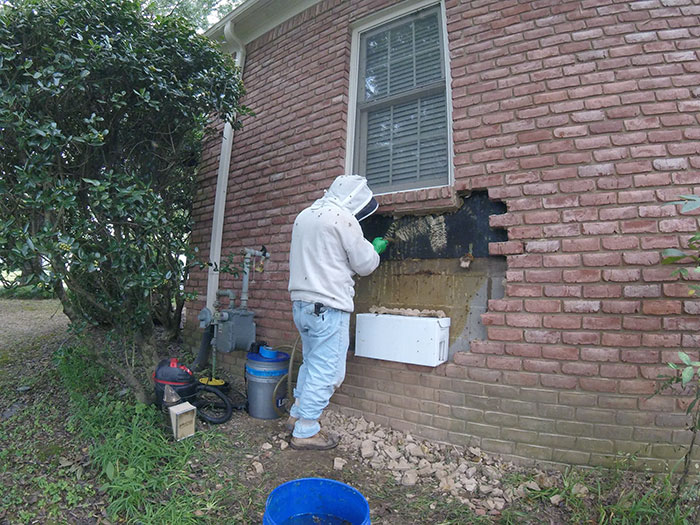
[0,283,54,300]
[54,341,231,524]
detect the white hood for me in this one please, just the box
[311,175,376,219]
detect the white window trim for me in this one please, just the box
[345,0,454,196]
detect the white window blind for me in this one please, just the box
[355,6,448,194]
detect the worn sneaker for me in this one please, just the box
[284,416,298,432]
[290,431,339,451]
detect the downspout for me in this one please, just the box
[205,21,247,311]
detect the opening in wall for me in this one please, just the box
[355,192,507,359]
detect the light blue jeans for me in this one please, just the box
[289,300,350,438]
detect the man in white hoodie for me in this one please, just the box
[286,175,387,450]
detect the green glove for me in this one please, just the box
[372,237,389,255]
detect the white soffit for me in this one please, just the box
[205,0,323,46]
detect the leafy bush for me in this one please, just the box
[0,0,247,401]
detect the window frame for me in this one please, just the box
[345,0,454,196]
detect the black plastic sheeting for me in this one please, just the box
[361,191,507,260]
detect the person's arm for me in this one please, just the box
[340,218,380,277]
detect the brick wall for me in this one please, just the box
[186,0,700,471]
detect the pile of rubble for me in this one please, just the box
[260,409,562,517]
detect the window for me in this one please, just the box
[347,3,451,194]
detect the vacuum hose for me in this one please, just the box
[271,336,300,417]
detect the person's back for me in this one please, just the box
[286,175,382,450]
[289,175,380,313]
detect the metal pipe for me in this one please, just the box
[240,247,269,310]
[205,21,247,311]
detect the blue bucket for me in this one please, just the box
[263,478,371,525]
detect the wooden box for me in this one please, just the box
[168,402,196,441]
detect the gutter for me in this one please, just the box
[202,0,321,310]
[205,20,246,311]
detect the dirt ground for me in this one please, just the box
[1,299,695,524]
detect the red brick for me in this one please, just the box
[582,222,619,235]
[581,347,619,362]
[562,332,600,345]
[621,220,658,234]
[580,192,616,206]
[524,299,561,313]
[543,254,581,267]
[579,378,617,393]
[623,284,662,298]
[523,359,560,374]
[488,327,524,342]
[600,364,638,378]
[543,314,582,329]
[507,281,545,297]
[560,179,596,193]
[599,206,637,220]
[561,208,598,223]
[524,329,561,344]
[578,163,616,177]
[663,316,700,331]
[621,349,660,364]
[583,285,622,298]
[602,333,642,348]
[470,341,505,355]
[563,300,601,313]
[623,316,662,331]
[525,240,560,253]
[523,210,560,224]
[582,253,622,266]
[507,270,524,282]
[618,380,656,395]
[523,183,557,196]
[489,241,524,255]
[540,374,578,389]
[602,269,641,282]
[487,356,522,370]
[623,252,662,265]
[562,361,600,377]
[481,312,505,326]
[502,371,539,387]
[684,301,700,314]
[562,269,601,283]
[509,225,545,239]
[639,365,675,382]
[601,300,641,314]
[488,299,523,312]
[584,317,623,331]
[544,285,582,297]
[662,350,700,365]
[642,333,682,348]
[453,352,486,367]
[659,218,698,233]
[543,223,582,237]
[468,368,503,383]
[642,268,679,282]
[562,238,600,252]
[506,313,543,328]
[504,343,542,357]
[682,334,700,348]
[643,300,682,315]
[525,269,562,283]
[601,236,640,250]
